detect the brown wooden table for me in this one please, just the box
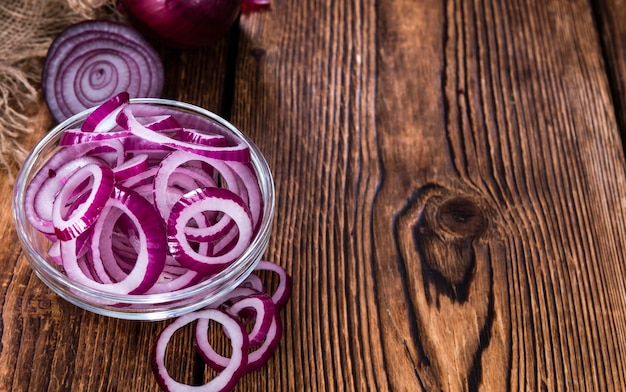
[2,0,626,390]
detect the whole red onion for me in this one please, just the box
[121,0,244,48]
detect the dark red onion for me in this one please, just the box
[121,0,243,48]
[120,0,274,49]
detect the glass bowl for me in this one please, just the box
[12,98,275,321]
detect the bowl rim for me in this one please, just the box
[12,98,275,317]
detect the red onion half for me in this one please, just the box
[42,20,164,123]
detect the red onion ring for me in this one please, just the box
[60,186,167,295]
[51,162,115,240]
[255,260,293,309]
[196,296,282,372]
[152,309,248,392]
[167,187,253,274]
[118,106,251,162]
[81,91,130,132]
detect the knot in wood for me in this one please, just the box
[436,197,486,238]
[250,47,267,60]
[414,194,487,286]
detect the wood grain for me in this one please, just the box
[234,0,626,390]
[1,0,626,390]
[375,0,626,390]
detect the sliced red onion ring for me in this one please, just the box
[89,205,126,283]
[225,293,276,346]
[84,139,127,168]
[255,260,293,309]
[216,286,262,306]
[240,273,265,293]
[118,107,251,162]
[144,268,201,294]
[60,186,167,294]
[59,127,132,146]
[174,128,229,147]
[43,21,163,122]
[225,161,264,232]
[167,187,253,274]
[51,162,115,240]
[48,240,62,265]
[26,154,105,235]
[197,300,282,373]
[112,154,150,181]
[81,91,130,132]
[144,115,181,133]
[153,150,237,234]
[152,309,248,392]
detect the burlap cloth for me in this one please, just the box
[0,0,116,178]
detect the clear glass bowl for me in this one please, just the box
[12,98,275,321]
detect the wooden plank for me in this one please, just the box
[2,0,626,390]
[374,0,626,390]
[233,1,383,390]
[160,38,232,114]
[232,0,626,390]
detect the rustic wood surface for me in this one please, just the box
[2,0,626,390]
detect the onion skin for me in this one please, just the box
[121,0,244,48]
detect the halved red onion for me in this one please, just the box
[153,309,248,392]
[42,21,163,122]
